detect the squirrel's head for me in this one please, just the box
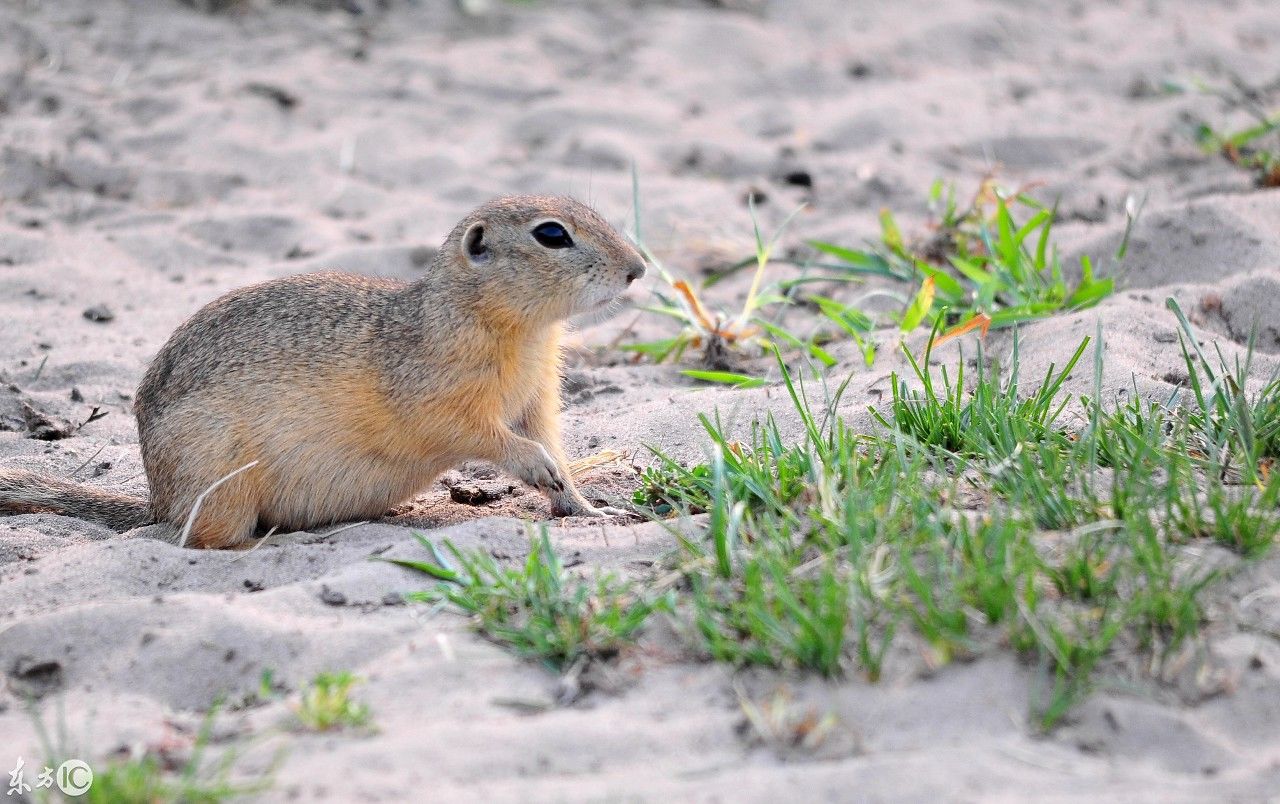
[445,195,646,324]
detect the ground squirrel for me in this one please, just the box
[0,195,645,548]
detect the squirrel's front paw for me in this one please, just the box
[508,441,567,493]
[551,499,632,518]
[583,505,632,518]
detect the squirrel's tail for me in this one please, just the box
[0,468,152,531]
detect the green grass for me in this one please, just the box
[31,700,275,803]
[691,545,853,676]
[812,180,1116,334]
[627,301,1279,728]
[294,671,372,732]
[632,461,713,514]
[386,279,1275,728]
[1195,112,1280,187]
[870,320,1088,460]
[621,170,820,383]
[1168,298,1280,481]
[393,529,670,672]
[73,752,267,804]
[1177,76,1280,187]
[623,174,1113,380]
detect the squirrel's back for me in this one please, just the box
[136,271,415,426]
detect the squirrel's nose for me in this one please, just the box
[625,261,645,285]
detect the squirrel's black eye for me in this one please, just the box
[532,222,574,249]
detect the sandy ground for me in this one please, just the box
[2,0,1280,799]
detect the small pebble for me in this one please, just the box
[319,585,347,606]
[82,304,114,323]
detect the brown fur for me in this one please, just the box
[0,195,645,548]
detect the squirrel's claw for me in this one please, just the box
[550,497,633,519]
[594,505,633,518]
[574,504,633,519]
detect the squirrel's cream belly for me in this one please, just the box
[225,374,464,530]
[256,446,448,531]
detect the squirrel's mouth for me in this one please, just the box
[575,293,622,317]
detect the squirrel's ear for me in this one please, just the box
[462,222,490,265]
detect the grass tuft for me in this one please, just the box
[631,304,1279,728]
[1195,111,1280,187]
[871,320,1088,460]
[294,671,372,732]
[813,179,1116,335]
[30,700,276,803]
[626,174,1115,376]
[1167,297,1280,483]
[395,529,669,672]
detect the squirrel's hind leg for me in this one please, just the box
[184,503,258,549]
[162,478,259,550]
